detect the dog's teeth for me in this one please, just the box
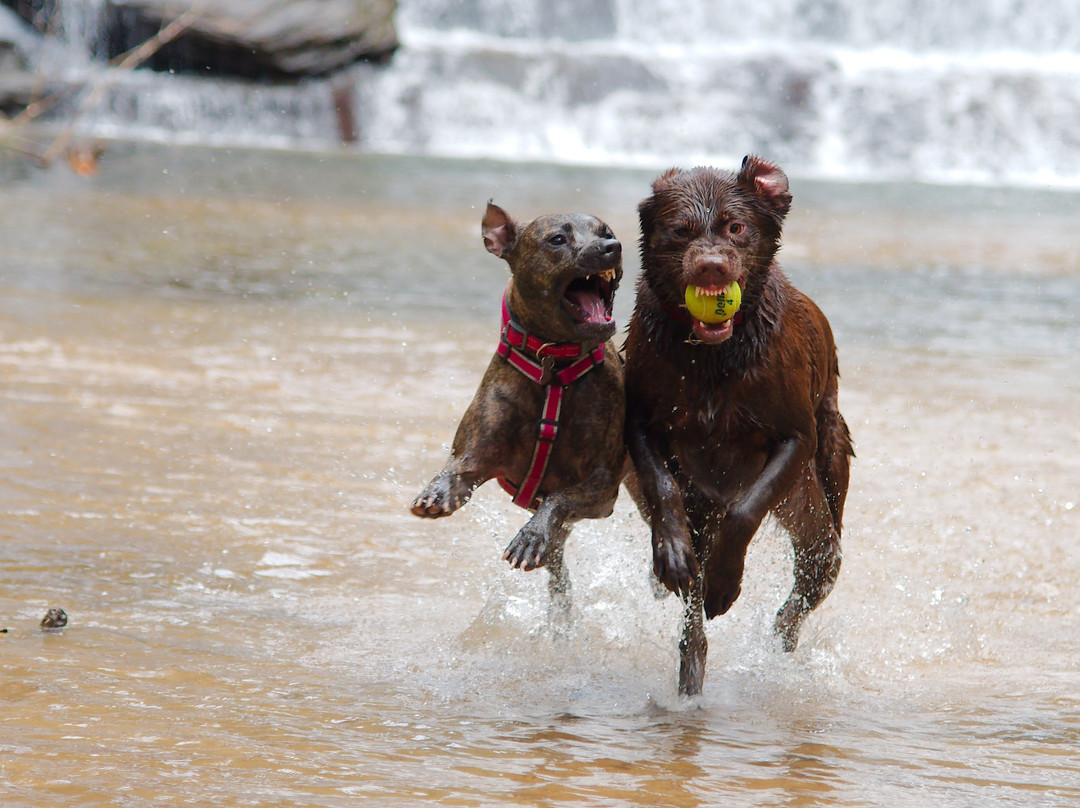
[598,269,615,282]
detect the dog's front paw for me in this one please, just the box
[702,554,746,619]
[653,528,698,600]
[410,471,472,518]
[503,524,549,571]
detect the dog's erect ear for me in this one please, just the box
[482,201,517,260]
[737,155,792,218]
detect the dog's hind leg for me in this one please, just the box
[773,465,842,651]
[545,522,573,633]
[679,573,708,696]
[816,392,854,537]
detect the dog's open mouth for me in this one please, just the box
[685,283,741,345]
[563,268,617,325]
[691,317,735,344]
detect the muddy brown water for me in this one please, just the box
[2,143,1080,806]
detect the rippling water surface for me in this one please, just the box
[2,143,1079,806]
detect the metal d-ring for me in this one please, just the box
[539,355,556,384]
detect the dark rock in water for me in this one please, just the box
[0,0,397,78]
[41,608,68,629]
[102,0,399,79]
[0,72,35,117]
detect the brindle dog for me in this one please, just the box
[412,203,625,618]
[624,157,854,695]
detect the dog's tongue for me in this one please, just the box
[566,289,610,323]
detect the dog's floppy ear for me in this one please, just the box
[650,168,682,195]
[737,155,792,218]
[638,168,681,236]
[482,201,517,260]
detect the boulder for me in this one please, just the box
[103,0,398,78]
[1,0,398,78]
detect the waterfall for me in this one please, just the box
[352,0,1080,186]
[22,0,341,149]
[20,0,1080,186]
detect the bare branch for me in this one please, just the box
[1,2,202,169]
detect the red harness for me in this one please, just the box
[495,290,605,510]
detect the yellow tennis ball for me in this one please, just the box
[684,282,741,323]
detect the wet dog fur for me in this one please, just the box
[624,156,854,695]
[412,203,626,620]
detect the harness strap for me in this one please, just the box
[495,339,605,386]
[495,289,605,510]
[498,383,563,509]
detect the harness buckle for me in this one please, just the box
[504,319,527,350]
[537,417,559,442]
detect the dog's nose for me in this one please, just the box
[692,255,729,284]
[598,239,621,259]
[581,238,622,268]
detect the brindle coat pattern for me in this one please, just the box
[624,156,854,695]
[412,204,625,614]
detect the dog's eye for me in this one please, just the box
[728,221,745,236]
[671,224,696,240]
[547,233,568,247]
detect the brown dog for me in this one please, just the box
[624,156,854,695]
[412,203,625,617]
